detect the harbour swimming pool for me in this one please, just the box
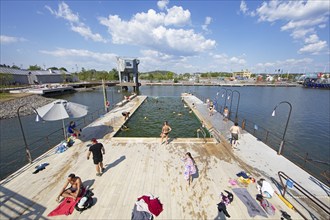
[115,96,208,138]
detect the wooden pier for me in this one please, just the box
[0,94,328,219]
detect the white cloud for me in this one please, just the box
[71,25,106,42]
[290,28,314,39]
[256,58,314,72]
[40,48,117,63]
[256,1,329,22]
[240,1,248,14]
[165,6,191,26]
[212,53,246,65]
[45,3,79,23]
[244,0,329,55]
[239,1,255,17]
[157,0,169,10]
[202,16,212,31]
[46,2,107,43]
[0,35,27,44]
[299,39,328,55]
[99,5,215,56]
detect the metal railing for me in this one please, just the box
[0,105,114,180]
[235,116,330,186]
[277,171,330,218]
[196,127,206,138]
[191,93,330,185]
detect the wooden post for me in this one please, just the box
[102,79,109,113]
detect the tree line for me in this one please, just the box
[1,63,303,83]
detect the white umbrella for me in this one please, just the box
[36,99,88,139]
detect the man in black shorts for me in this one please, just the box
[87,138,105,176]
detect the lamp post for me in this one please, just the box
[227,89,234,117]
[272,101,292,155]
[17,105,41,164]
[216,88,227,113]
[232,90,241,122]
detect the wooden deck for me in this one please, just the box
[0,137,302,219]
[0,94,324,219]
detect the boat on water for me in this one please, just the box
[297,73,330,89]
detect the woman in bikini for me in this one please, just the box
[160,121,172,144]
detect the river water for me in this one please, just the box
[0,85,329,182]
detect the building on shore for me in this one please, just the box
[232,69,252,79]
[0,67,78,85]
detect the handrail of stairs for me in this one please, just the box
[278,171,329,217]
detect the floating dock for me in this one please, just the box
[9,85,74,95]
[0,94,328,219]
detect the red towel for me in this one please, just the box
[47,198,79,216]
[138,195,163,217]
[48,188,86,217]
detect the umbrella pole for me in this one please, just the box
[62,119,67,140]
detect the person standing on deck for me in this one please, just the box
[87,138,105,176]
[160,121,172,144]
[209,101,215,116]
[223,107,229,122]
[181,152,197,186]
[229,122,240,146]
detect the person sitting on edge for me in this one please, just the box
[56,173,83,202]
[122,111,130,120]
[67,121,81,137]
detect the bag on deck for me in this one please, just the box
[75,190,94,213]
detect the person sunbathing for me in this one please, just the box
[56,173,83,202]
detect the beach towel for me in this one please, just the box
[137,195,163,216]
[48,188,86,216]
[232,188,267,218]
[47,198,79,216]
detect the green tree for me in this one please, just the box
[59,67,68,72]
[28,65,42,70]
[49,67,59,70]
[0,73,14,86]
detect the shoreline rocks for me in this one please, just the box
[0,95,56,119]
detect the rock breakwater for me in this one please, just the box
[0,95,56,119]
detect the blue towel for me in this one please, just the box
[236,171,249,179]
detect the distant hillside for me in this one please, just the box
[140,70,173,75]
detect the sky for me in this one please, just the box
[0,0,329,74]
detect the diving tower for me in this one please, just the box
[116,57,140,91]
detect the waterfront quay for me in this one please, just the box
[0,94,328,219]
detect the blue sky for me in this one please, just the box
[1,0,329,74]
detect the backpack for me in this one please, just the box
[75,190,94,213]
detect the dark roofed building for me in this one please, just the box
[0,67,77,85]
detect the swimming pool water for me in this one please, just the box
[115,96,207,138]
